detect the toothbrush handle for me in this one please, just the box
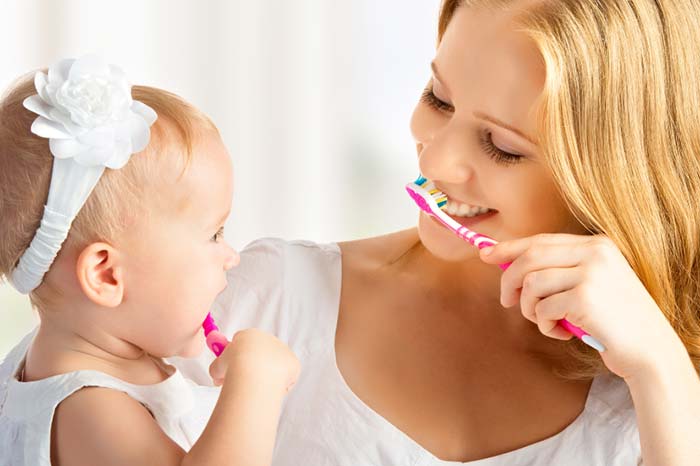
[470,239,606,352]
[206,331,229,357]
[202,312,230,357]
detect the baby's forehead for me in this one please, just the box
[153,131,234,223]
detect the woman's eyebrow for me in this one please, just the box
[430,61,451,95]
[431,61,537,146]
[473,111,538,146]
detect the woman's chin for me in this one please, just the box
[417,213,480,262]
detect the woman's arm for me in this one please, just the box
[479,234,700,465]
[625,332,700,466]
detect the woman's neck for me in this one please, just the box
[382,233,561,354]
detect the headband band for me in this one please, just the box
[10,55,157,294]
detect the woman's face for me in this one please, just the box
[410,5,587,262]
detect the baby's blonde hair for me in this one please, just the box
[439,0,700,378]
[0,72,218,309]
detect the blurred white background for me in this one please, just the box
[0,0,441,356]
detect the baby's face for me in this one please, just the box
[410,4,589,262]
[119,130,239,358]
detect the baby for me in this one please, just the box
[0,55,300,466]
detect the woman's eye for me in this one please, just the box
[421,82,523,167]
[421,85,454,113]
[212,226,224,242]
[479,130,524,166]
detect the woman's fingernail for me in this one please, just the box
[481,247,494,256]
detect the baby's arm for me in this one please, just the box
[185,328,300,466]
[52,386,185,466]
[51,329,300,466]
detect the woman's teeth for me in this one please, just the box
[444,200,493,218]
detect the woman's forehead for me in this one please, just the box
[435,5,545,131]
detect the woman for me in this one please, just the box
[175,0,700,464]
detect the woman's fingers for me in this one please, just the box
[519,266,580,323]
[533,287,586,340]
[480,232,595,266]
[499,242,590,307]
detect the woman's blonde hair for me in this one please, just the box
[0,72,217,309]
[438,0,700,378]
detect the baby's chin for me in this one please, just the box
[174,331,207,359]
[417,213,481,262]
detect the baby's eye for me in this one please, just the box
[212,226,224,242]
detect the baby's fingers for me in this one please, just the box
[209,357,227,386]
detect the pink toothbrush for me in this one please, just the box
[203,313,229,357]
[406,175,606,352]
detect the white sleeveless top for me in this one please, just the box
[0,329,220,466]
[170,238,643,466]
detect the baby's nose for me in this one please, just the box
[224,248,240,270]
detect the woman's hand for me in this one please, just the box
[478,233,687,381]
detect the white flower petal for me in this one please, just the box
[74,144,113,167]
[48,58,74,84]
[69,55,110,81]
[105,138,133,169]
[49,138,89,159]
[108,65,131,94]
[77,126,116,149]
[131,101,158,126]
[34,72,50,101]
[23,95,53,119]
[44,83,62,109]
[108,64,126,81]
[126,113,151,152]
[47,108,83,135]
[30,117,72,139]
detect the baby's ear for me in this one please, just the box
[75,242,124,307]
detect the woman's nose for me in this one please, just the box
[418,122,474,184]
[223,247,240,271]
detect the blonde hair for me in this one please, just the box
[0,72,217,309]
[438,0,700,378]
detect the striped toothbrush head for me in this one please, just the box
[413,175,448,209]
[406,174,500,250]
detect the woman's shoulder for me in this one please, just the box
[224,237,341,299]
[338,228,420,270]
[233,228,419,276]
[232,237,340,279]
[209,237,343,355]
[587,371,638,425]
[576,372,640,458]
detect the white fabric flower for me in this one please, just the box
[23,54,157,169]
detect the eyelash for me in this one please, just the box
[212,226,225,242]
[420,86,523,166]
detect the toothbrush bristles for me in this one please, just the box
[418,176,448,209]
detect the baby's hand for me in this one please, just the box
[209,328,300,393]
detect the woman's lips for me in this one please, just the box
[428,208,498,231]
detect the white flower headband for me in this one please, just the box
[10,55,157,294]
